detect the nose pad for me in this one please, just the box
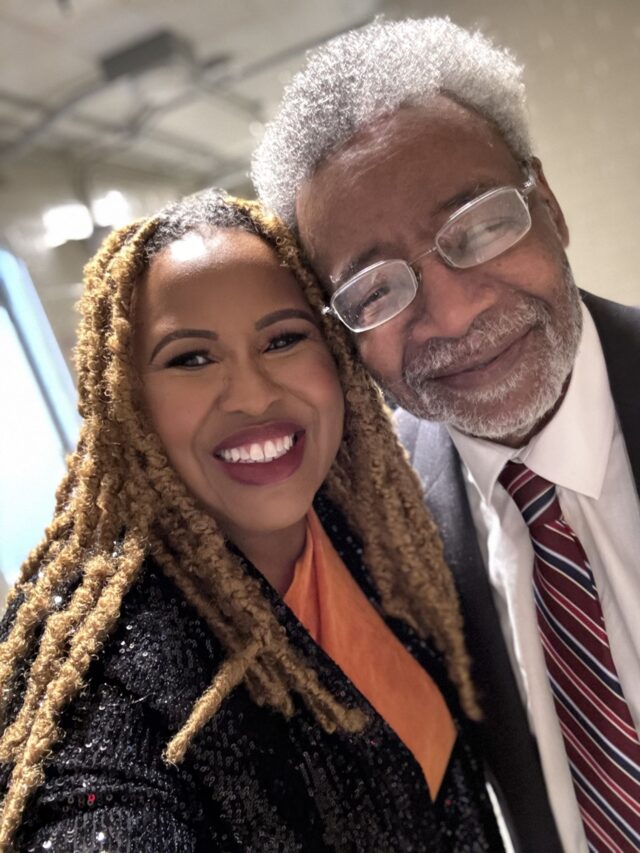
[218,361,281,416]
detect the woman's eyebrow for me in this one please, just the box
[255,308,316,330]
[149,329,218,362]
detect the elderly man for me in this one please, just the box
[253,17,640,853]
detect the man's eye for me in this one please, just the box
[267,331,309,352]
[466,218,513,245]
[353,283,391,323]
[447,218,512,254]
[166,350,212,368]
[361,284,389,308]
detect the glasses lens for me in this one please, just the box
[436,187,532,268]
[331,260,417,332]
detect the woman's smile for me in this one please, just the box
[213,421,306,486]
[213,419,302,463]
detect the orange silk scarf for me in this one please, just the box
[284,510,456,798]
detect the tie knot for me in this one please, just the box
[498,460,560,528]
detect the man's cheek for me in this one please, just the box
[358,334,400,383]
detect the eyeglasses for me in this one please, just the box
[322,174,536,333]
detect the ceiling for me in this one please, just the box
[0,0,383,186]
[0,0,385,359]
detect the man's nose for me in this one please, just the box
[217,359,281,416]
[407,256,498,339]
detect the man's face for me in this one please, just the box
[296,98,582,446]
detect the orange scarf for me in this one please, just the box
[284,510,456,798]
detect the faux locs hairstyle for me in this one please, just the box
[0,190,478,848]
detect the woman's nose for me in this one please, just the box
[217,360,281,416]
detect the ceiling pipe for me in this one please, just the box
[0,17,373,169]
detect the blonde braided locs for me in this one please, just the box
[0,219,160,848]
[0,188,478,849]
[0,195,364,849]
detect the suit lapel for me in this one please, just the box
[394,411,562,852]
[582,291,640,495]
[396,417,528,718]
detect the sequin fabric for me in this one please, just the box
[2,496,504,851]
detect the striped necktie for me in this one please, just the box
[499,461,640,852]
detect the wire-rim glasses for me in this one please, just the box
[322,174,536,333]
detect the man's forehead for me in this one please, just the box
[303,96,504,185]
[296,98,517,279]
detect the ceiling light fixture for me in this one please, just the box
[91,190,131,228]
[42,203,93,248]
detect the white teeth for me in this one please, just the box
[249,443,264,462]
[218,433,297,464]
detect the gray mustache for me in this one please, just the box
[404,299,548,380]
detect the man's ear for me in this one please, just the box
[530,156,570,247]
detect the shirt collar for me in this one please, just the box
[448,302,615,503]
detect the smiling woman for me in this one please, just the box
[0,190,504,852]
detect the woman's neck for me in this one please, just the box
[225,518,308,596]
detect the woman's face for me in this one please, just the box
[133,227,345,546]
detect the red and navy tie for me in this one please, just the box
[499,461,640,852]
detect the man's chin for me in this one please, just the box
[399,370,569,447]
[392,266,583,441]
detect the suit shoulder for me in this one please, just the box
[393,408,454,471]
[393,408,432,457]
[582,290,640,338]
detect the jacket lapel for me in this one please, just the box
[394,411,563,853]
[582,291,640,495]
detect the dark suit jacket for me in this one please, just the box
[4,496,504,852]
[394,292,640,853]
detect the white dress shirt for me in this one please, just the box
[448,304,640,853]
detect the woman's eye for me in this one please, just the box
[166,350,212,368]
[267,331,309,352]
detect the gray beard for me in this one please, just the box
[392,269,583,443]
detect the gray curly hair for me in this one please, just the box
[252,16,532,229]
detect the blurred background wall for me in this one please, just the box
[1,0,638,369]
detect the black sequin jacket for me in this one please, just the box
[4,498,504,852]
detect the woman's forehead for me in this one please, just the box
[159,226,269,266]
[135,228,304,325]
[141,228,275,293]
